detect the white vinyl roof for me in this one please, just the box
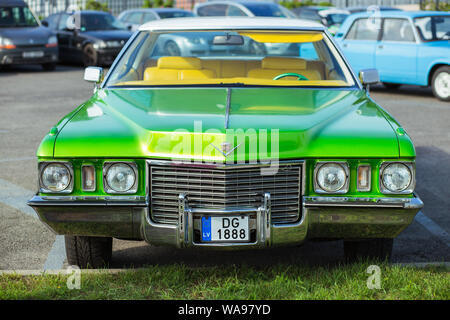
[139,17,325,32]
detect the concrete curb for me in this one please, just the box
[0,262,448,276]
[0,269,133,276]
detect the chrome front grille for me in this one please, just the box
[149,162,302,225]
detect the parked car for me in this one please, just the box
[291,6,350,35]
[195,1,300,55]
[335,11,450,101]
[42,10,132,66]
[28,17,423,268]
[0,0,58,70]
[346,6,402,14]
[194,1,297,18]
[118,8,195,32]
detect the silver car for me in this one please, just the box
[193,1,299,55]
[118,8,205,56]
[194,0,297,19]
[118,8,195,32]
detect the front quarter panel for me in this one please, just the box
[417,43,450,86]
[36,101,88,158]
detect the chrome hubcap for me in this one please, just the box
[435,71,450,99]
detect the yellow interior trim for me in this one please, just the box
[112,78,349,87]
[238,32,324,43]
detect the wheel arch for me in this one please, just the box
[428,63,450,86]
[81,40,94,50]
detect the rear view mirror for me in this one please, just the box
[84,67,103,83]
[359,69,379,85]
[213,35,244,45]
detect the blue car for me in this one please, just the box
[335,11,450,101]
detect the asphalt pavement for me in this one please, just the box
[0,64,448,270]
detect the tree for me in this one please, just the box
[163,0,174,8]
[85,0,109,12]
[142,0,153,8]
[153,0,164,8]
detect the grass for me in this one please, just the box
[0,262,448,300]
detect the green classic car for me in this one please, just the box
[28,17,424,268]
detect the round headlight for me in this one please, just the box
[106,163,136,192]
[41,163,71,192]
[382,163,412,192]
[316,163,347,192]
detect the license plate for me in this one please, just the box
[201,216,249,242]
[23,51,44,58]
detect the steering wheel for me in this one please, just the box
[273,73,309,81]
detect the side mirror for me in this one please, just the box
[359,69,379,85]
[84,66,103,83]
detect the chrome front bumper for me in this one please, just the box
[28,193,423,249]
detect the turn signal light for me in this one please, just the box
[82,165,96,191]
[0,44,16,49]
[357,165,371,192]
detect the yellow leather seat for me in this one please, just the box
[306,60,326,80]
[202,60,261,78]
[247,57,321,81]
[144,57,216,81]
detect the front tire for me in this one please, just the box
[383,82,401,90]
[344,238,393,262]
[83,44,98,67]
[431,66,450,101]
[65,236,112,269]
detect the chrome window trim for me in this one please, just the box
[343,17,382,41]
[380,17,419,44]
[103,161,139,194]
[379,161,415,195]
[38,161,74,194]
[322,30,360,89]
[314,161,350,194]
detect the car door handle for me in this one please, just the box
[342,43,348,48]
[378,45,383,49]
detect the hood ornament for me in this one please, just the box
[210,142,241,157]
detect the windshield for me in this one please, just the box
[105,30,355,88]
[326,13,349,26]
[242,3,288,17]
[157,11,194,19]
[414,16,450,41]
[0,6,39,28]
[80,13,125,31]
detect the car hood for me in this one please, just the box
[81,30,132,41]
[0,26,52,45]
[50,87,413,160]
